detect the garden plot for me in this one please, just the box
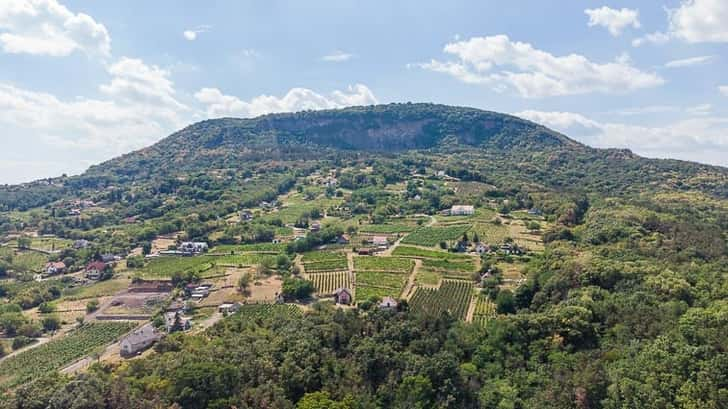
[353,256,414,273]
[409,280,474,321]
[301,251,348,272]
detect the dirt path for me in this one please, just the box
[401,259,422,300]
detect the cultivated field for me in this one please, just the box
[0,322,136,388]
[310,272,351,294]
[401,225,471,247]
[409,280,473,320]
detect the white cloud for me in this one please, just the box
[0,0,110,57]
[668,0,728,43]
[182,25,210,41]
[321,50,354,62]
[632,31,671,47]
[611,104,712,116]
[585,7,640,36]
[195,84,378,118]
[719,86,728,96]
[419,35,664,98]
[634,0,728,46]
[515,109,728,166]
[664,55,715,68]
[0,56,193,182]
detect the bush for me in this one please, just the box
[86,299,99,313]
[282,278,315,301]
[12,335,34,350]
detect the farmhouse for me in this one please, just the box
[371,236,389,247]
[164,311,191,333]
[44,261,66,276]
[450,205,475,216]
[218,303,240,314]
[85,261,107,280]
[334,288,352,305]
[73,239,90,249]
[120,324,162,357]
[337,234,350,244]
[379,297,399,310]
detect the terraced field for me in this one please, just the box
[359,224,416,234]
[392,245,472,261]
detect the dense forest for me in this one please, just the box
[0,104,726,408]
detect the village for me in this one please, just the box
[0,167,548,386]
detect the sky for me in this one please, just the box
[1,0,727,184]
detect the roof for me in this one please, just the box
[334,287,352,296]
[451,205,474,211]
[86,261,106,271]
[380,296,398,307]
[46,261,66,269]
[122,324,160,347]
[372,236,388,244]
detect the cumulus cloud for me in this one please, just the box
[668,0,728,43]
[585,7,640,36]
[515,109,728,166]
[664,55,715,68]
[634,0,728,46]
[194,84,378,118]
[0,0,110,57]
[182,25,210,41]
[720,86,728,96]
[321,50,354,62]
[418,35,664,98]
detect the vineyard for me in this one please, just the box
[392,245,472,261]
[472,295,496,325]
[353,256,414,273]
[409,280,473,320]
[236,304,302,319]
[301,251,348,272]
[401,225,471,246]
[0,322,136,388]
[355,269,408,302]
[309,272,351,294]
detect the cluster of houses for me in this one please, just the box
[332,288,399,311]
[158,241,209,257]
[185,283,212,302]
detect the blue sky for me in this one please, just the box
[1,0,727,184]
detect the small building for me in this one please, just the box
[475,243,488,254]
[334,288,352,305]
[379,297,399,310]
[240,210,253,221]
[120,324,162,357]
[218,303,240,314]
[371,236,388,247]
[85,261,107,280]
[337,234,350,245]
[45,261,66,276]
[164,311,191,333]
[100,254,116,263]
[358,248,375,256]
[450,205,475,216]
[73,239,90,249]
[310,221,321,232]
[178,242,208,255]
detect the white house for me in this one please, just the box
[178,242,208,254]
[450,205,475,216]
[120,324,162,357]
[371,236,389,247]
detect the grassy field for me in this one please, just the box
[421,258,476,272]
[0,322,136,388]
[302,251,348,272]
[353,256,414,273]
[356,286,397,302]
[28,237,73,251]
[140,256,214,277]
[401,225,471,247]
[62,277,130,300]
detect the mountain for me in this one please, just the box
[91,103,583,175]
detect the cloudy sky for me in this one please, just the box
[1,0,727,184]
